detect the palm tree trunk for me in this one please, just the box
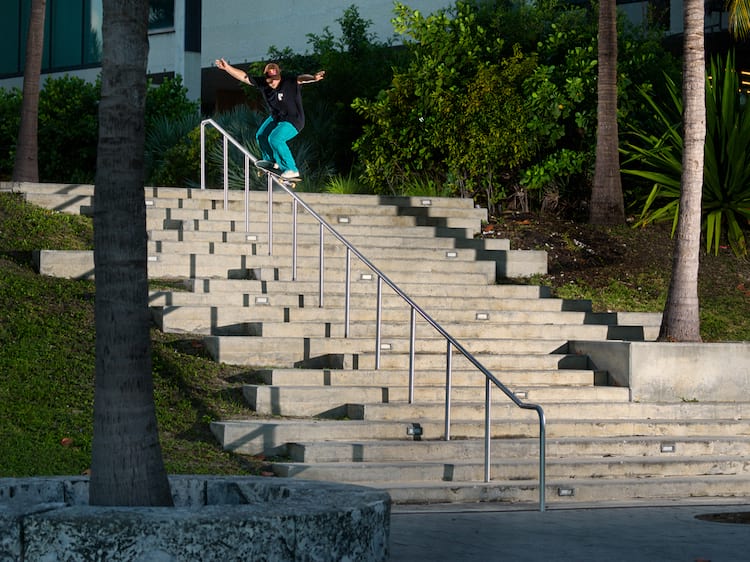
[658,0,705,342]
[89,0,173,507]
[12,0,46,182]
[590,0,624,225]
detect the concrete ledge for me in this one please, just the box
[569,340,750,402]
[0,475,390,561]
[33,250,95,280]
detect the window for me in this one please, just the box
[1,0,171,78]
[149,0,175,31]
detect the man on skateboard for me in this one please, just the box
[214,58,325,181]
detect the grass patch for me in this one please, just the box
[0,193,263,477]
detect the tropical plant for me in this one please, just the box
[324,173,371,194]
[621,51,750,257]
[145,112,202,186]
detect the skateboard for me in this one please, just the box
[255,160,301,187]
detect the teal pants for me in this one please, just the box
[256,118,299,173]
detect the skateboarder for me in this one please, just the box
[214,58,325,180]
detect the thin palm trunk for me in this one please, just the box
[590,0,624,225]
[13,0,46,182]
[89,0,173,506]
[658,0,705,342]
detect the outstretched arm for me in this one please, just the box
[215,58,251,85]
[298,71,326,85]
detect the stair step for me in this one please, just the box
[182,278,553,299]
[287,436,750,463]
[272,454,750,483]
[345,400,750,422]
[202,335,589,368]
[360,474,750,505]
[243,384,625,417]
[211,417,750,456]
[257,367,592,387]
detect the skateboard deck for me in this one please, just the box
[255,161,301,186]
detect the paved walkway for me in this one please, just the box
[389,500,749,561]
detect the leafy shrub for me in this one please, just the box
[351,0,679,213]
[37,75,100,183]
[621,51,750,256]
[0,88,22,179]
[145,75,199,130]
[353,2,537,199]
[145,113,202,187]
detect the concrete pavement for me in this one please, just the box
[389,500,750,561]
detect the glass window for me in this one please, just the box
[50,0,84,69]
[0,0,22,76]
[149,0,174,31]
[1,0,164,77]
[84,0,103,64]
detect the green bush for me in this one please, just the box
[0,88,22,179]
[1,74,199,184]
[37,75,100,183]
[353,1,530,196]
[351,0,679,212]
[145,75,200,130]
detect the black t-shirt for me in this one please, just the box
[249,74,305,132]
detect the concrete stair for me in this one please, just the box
[7,180,750,508]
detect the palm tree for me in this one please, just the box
[728,0,750,38]
[12,0,46,182]
[658,0,705,342]
[89,0,173,506]
[590,0,625,225]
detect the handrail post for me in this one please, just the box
[375,277,382,370]
[484,378,491,482]
[344,248,351,338]
[318,223,325,308]
[444,340,453,441]
[200,122,206,189]
[408,307,416,404]
[267,174,273,255]
[538,408,547,512]
[243,156,249,232]
[222,136,228,199]
[292,199,298,281]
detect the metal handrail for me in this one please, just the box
[199,118,546,511]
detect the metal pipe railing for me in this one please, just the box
[199,118,547,511]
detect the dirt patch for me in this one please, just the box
[480,212,676,291]
[479,212,750,322]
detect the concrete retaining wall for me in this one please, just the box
[0,475,390,561]
[570,341,750,402]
